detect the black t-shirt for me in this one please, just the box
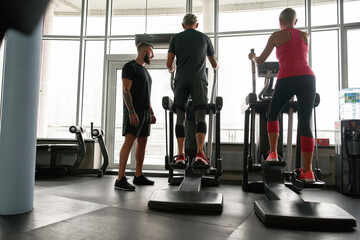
[168,28,215,81]
[122,60,152,112]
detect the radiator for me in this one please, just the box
[211,151,243,171]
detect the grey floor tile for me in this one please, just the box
[1,175,359,240]
[10,207,235,240]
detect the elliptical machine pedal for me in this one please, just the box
[170,155,189,169]
[191,152,211,174]
[261,160,286,171]
[191,158,211,175]
[261,153,285,170]
[290,168,326,189]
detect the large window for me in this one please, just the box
[86,0,107,36]
[38,40,80,138]
[311,0,337,26]
[43,0,82,36]
[312,30,339,142]
[218,35,277,142]
[34,0,360,170]
[110,40,137,54]
[344,0,360,23]
[111,0,146,36]
[347,29,360,89]
[82,40,105,129]
[219,1,305,32]
[146,1,185,34]
[111,0,185,36]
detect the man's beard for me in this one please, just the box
[144,54,151,64]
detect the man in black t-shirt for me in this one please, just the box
[114,42,157,191]
[166,13,218,168]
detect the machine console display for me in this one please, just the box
[257,62,279,78]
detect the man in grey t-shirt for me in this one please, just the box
[166,13,218,168]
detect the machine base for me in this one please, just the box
[148,190,223,213]
[254,200,357,229]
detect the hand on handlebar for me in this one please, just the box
[248,52,256,61]
[168,65,176,73]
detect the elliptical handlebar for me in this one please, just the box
[210,69,218,104]
[249,49,279,101]
[250,49,256,94]
[170,71,175,92]
[69,125,84,134]
[207,68,218,159]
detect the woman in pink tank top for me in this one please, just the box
[248,8,317,183]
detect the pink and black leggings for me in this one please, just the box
[267,75,316,153]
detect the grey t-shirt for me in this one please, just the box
[168,29,215,82]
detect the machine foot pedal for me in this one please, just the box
[191,160,211,174]
[170,155,189,169]
[292,169,326,189]
[261,160,286,170]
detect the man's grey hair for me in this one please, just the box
[183,13,198,26]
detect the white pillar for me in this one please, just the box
[0,18,42,215]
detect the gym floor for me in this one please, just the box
[0,175,359,240]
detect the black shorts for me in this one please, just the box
[174,78,208,111]
[122,110,151,137]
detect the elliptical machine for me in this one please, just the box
[148,69,223,212]
[242,49,324,192]
[242,49,356,229]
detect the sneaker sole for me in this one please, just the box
[175,160,186,165]
[195,157,209,165]
[133,182,154,185]
[302,178,316,183]
[114,186,135,191]
[266,158,279,161]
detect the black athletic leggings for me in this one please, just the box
[268,75,316,138]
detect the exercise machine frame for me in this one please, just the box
[148,70,223,213]
[36,124,109,177]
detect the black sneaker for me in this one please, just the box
[114,176,135,191]
[133,174,154,185]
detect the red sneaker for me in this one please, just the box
[299,168,315,183]
[174,154,187,165]
[195,151,210,165]
[266,152,278,161]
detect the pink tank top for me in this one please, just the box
[276,28,315,79]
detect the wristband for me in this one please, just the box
[129,110,135,114]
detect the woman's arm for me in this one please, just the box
[248,32,277,65]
